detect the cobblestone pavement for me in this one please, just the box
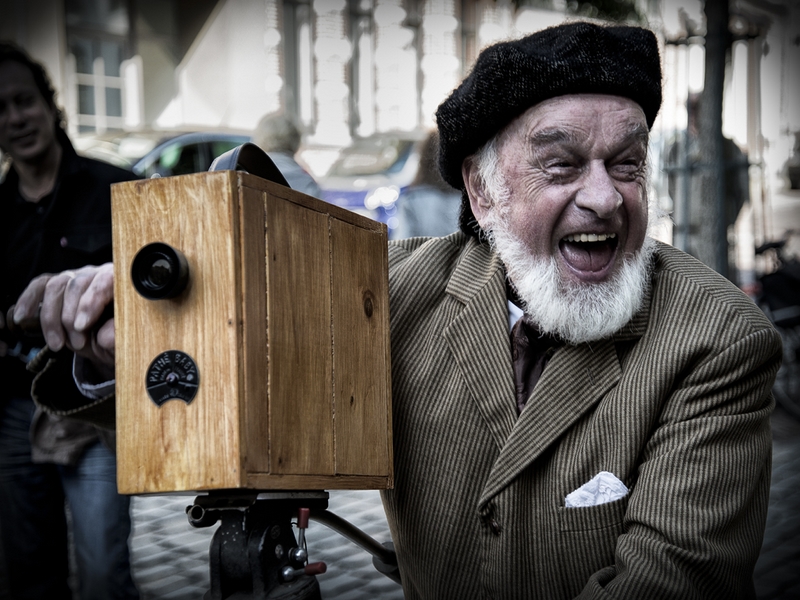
[128,406,800,600]
[754,405,800,600]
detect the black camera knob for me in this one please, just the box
[131,242,189,300]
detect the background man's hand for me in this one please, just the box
[13,263,116,375]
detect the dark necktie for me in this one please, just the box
[510,318,560,414]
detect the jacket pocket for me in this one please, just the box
[557,493,629,532]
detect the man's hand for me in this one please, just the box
[13,263,116,374]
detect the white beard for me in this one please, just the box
[486,215,655,345]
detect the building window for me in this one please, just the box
[65,0,132,133]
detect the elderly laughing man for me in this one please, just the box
[13,22,781,600]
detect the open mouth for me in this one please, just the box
[559,232,618,275]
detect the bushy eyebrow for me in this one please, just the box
[529,128,578,146]
[529,122,649,150]
[625,123,650,150]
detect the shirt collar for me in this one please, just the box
[508,300,523,331]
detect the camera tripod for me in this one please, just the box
[187,490,400,600]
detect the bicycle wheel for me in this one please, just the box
[773,325,800,420]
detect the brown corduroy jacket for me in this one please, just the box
[382,233,781,600]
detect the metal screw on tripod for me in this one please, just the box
[289,507,311,563]
[280,562,327,582]
[186,503,218,528]
[290,546,308,563]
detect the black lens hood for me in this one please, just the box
[131,242,189,300]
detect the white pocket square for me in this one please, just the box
[565,471,629,508]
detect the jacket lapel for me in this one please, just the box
[478,338,622,506]
[476,253,656,507]
[442,240,517,451]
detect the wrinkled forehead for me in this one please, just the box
[499,94,650,150]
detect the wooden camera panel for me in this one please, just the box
[111,172,392,494]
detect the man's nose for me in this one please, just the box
[574,161,623,219]
[6,103,25,125]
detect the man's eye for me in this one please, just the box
[611,162,643,179]
[542,159,581,181]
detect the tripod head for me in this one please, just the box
[187,490,399,600]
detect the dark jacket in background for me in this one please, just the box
[0,128,137,464]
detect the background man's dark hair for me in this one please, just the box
[0,41,66,129]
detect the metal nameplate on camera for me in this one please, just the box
[145,350,200,406]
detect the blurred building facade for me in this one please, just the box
[0,0,569,172]
[2,0,798,274]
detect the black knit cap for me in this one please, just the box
[435,21,662,237]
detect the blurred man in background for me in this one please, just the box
[0,42,138,599]
[252,112,321,198]
[395,130,460,239]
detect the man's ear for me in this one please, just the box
[462,157,493,228]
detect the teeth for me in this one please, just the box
[563,233,616,243]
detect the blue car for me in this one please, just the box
[319,131,427,236]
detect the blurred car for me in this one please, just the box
[74,130,251,178]
[74,130,324,195]
[319,130,428,235]
[132,131,251,178]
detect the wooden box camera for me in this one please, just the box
[111,171,392,495]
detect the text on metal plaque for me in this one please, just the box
[145,350,200,407]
